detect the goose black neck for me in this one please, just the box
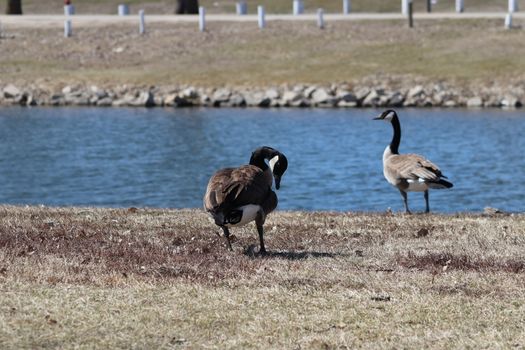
[249,147,275,170]
[390,114,401,154]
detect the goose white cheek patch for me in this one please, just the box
[269,155,279,172]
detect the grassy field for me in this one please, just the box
[1,19,525,87]
[1,206,524,348]
[13,0,512,15]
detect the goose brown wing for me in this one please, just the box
[203,167,234,211]
[390,154,443,181]
[203,165,270,212]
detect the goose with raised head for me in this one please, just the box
[374,110,453,213]
[203,146,288,253]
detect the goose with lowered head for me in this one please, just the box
[203,146,288,253]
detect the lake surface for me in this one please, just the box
[0,107,523,213]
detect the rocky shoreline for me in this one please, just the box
[1,82,524,108]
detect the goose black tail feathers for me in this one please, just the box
[428,179,454,189]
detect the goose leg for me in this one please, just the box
[221,226,233,251]
[424,190,430,213]
[399,189,411,214]
[255,210,267,255]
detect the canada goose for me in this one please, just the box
[203,146,288,253]
[374,110,453,213]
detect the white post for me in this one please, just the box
[199,6,206,32]
[293,0,304,15]
[139,10,145,34]
[401,0,410,15]
[343,0,351,14]
[258,6,265,29]
[64,19,72,37]
[64,4,75,16]
[505,13,513,28]
[456,0,464,13]
[118,4,129,16]
[317,8,324,29]
[236,1,247,15]
[509,0,518,12]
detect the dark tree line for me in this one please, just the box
[6,0,22,14]
[176,0,199,14]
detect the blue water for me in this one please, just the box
[0,107,523,213]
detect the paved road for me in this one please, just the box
[0,12,523,28]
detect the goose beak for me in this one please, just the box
[274,176,281,190]
[373,115,382,120]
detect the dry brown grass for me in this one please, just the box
[17,0,511,15]
[1,205,525,348]
[1,19,525,87]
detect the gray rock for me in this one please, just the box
[337,91,358,107]
[153,94,164,107]
[444,99,457,107]
[432,91,446,105]
[182,87,198,99]
[304,86,317,98]
[483,96,501,107]
[245,91,271,107]
[501,95,521,108]
[224,93,246,107]
[337,99,357,108]
[265,88,280,100]
[112,93,135,107]
[282,90,302,104]
[290,98,311,108]
[163,93,178,106]
[212,88,231,105]
[466,96,483,107]
[28,95,38,106]
[3,84,20,98]
[111,99,126,107]
[354,87,370,103]
[387,91,405,107]
[11,92,29,105]
[403,85,428,106]
[49,94,65,106]
[270,98,281,107]
[129,91,155,107]
[362,89,382,107]
[311,88,333,105]
[68,96,90,105]
[199,94,212,107]
[96,97,114,106]
[407,85,425,99]
[95,90,108,99]
[483,207,506,215]
[173,96,194,107]
[89,95,100,105]
[336,90,355,100]
[422,97,434,107]
[62,85,73,95]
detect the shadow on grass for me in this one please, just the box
[243,245,348,260]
